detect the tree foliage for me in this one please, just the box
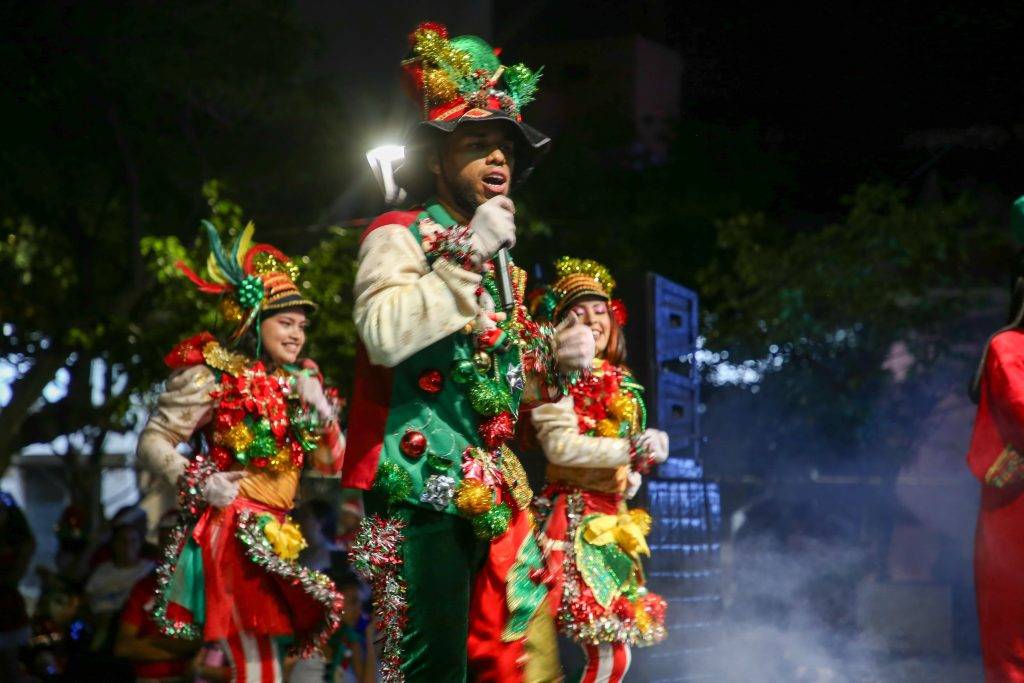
[0,2,355,530]
[697,184,1011,467]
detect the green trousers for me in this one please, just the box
[365,493,487,682]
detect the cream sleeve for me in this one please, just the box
[353,223,482,368]
[530,395,632,468]
[136,365,217,489]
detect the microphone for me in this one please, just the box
[494,246,515,314]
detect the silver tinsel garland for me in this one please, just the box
[350,514,409,683]
[234,510,345,657]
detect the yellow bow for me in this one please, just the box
[582,509,652,557]
[263,517,308,562]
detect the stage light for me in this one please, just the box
[365,144,406,206]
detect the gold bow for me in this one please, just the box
[263,517,308,561]
[582,509,652,557]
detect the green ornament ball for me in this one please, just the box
[472,502,512,539]
[451,359,477,385]
[373,461,414,505]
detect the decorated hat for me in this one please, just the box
[176,221,316,346]
[394,21,551,200]
[530,256,628,326]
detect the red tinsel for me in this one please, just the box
[209,445,232,470]
[478,412,515,449]
[612,595,636,621]
[413,20,448,41]
[569,362,625,434]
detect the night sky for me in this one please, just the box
[496,1,1024,212]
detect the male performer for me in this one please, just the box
[968,196,1024,683]
[345,22,594,683]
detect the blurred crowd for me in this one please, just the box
[0,491,374,683]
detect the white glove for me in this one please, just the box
[553,312,596,373]
[638,428,670,464]
[626,470,643,500]
[468,196,516,264]
[293,373,337,422]
[201,471,247,508]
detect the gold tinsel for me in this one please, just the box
[608,393,637,425]
[595,418,621,438]
[219,422,253,452]
[423,68,458,104]
[268,446,294,472]
[455,479,493,516]
[554,256,617,298]
[202,341,248,377]
[252,252,300,282]
[412,28,472,78]
[635,604,653,633]
[219,296,244,325]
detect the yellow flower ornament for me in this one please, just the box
[262,516,308,561]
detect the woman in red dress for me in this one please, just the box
[968,199,1024,682]
[530,257,669,683]
[137,223,345,683]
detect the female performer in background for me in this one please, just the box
[137,223,344,683]
[530,257,669,683]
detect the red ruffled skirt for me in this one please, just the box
[162,496,340,651]
[537,484,667,646]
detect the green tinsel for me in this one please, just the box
[503,63,543,110]
[238,275,265,309]
[468,380,510,416]
[289,405,321,434]
[248,434,278,458]
[450,35,501,73]
[472,502,511,539]
[251,417,272,438]
[373,461,414,505]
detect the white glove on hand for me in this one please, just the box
[638,428,670,464]
[468,196,516,265]
[626,470,643,500]
[293,373,337,422]
[553,312,596,373]
[201,470,247,508]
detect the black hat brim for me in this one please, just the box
[393,110,550,202]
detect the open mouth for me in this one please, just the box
[482,172,509,195]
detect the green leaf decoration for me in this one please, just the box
[575,514,635,608]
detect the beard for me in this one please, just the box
[440,159,483,218]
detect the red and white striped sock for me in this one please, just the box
[580,642,632,683]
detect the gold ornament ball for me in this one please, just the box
[473,350,493,373]
[456,479,494,516]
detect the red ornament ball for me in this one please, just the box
[400,430,428,459]
[417,369,444,395]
